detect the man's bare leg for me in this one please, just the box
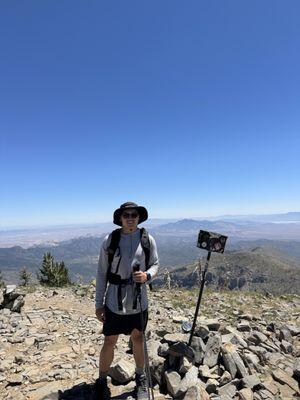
[99,335,119,376]
[131,329,144,371]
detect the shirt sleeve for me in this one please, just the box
[146,234,159,282]
[95,234,110,309]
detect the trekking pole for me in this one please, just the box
[188,251,211,346]
[133,264,155,400]
[188,230,228,347]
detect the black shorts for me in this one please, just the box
[103,306,148,336]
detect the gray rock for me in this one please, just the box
[177,365,200,398]
[280,339,293,353]
[109,359,135,384]
[199,365,219,379]
[183,385,201,399]
[241,374,260,389]
[279,327,293,342]
[237,321,251,332]
[206,378,219,394]
[167,341,194,362]
[195,325,210,340]
[11,296,25,313]
[286,324,300,336]
[165,370,181,398]
[5,285,17,295]
[238,387,254,400]
[203,335,221,368]
[219,371,232,386]
[179,356,193,375]
[191,336,206,364]
[272,368,299,393]
[293,358,300,380]
[218,380,238,397]
[164,333,188,344]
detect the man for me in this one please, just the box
[93,202,159,400]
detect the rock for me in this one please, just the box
[203,335,221,368]
[293,358,300,380]
[179,356,193,375]
[190,336,206,364]
[195,325,210,339]
[221,343,238,378]
[241,374,260,389]
[218,380,239,397]
[238,387,254,400]
[167,341,194,362]
[237,320,251,332]
[247,332,268,346]
[5,285,17,294]
[206,378,219,394]
[164,333,188,344]
[272,368,299,393]
[204,319,221,331]
[173,315,189,323]
[177,365,200,398]
[259,378,279,396]
[280,339,293,353]
[286,324,300,336]
[183,385,201,399]
[199,365,219,379]
[11,296,25,312]
[7,373,23,384]
[109,359,135,383]
[279,327,293,342]
[219,370,232,386]
[150,355,166,386]
[165,370,181,398]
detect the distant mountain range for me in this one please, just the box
[1,213,300,295]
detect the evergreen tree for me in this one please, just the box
[19,267,31,286]
[38,253,71,287]
[0,270,5,288]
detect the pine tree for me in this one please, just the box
[19,267,31,286]
[38,253,71,287]
[0,270,5,288]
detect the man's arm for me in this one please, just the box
[95,234,110,320]
[146,234,159,282]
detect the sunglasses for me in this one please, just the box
[122,212,139,219]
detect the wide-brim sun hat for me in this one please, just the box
[113,202,148,226]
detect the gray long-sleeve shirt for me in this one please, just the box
[95,228,159,314]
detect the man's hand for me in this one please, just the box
[96,307,106,323]
[133,270,147,283]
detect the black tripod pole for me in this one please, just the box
[188,251,211,346]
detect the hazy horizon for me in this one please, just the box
[1,210,300,231]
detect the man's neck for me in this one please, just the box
[121,227,139,234]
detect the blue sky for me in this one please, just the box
[1,1,299,228]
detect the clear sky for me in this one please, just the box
[1,1,299,228]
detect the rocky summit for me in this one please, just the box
[0,285,299,400]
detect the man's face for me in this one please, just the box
[120,208,139,231]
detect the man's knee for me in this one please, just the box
[131,329,143,344]
[103,335,118,347]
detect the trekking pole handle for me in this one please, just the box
[133,262,141,273]
[133,262,142,293]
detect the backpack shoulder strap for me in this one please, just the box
[140,228,153,291]
[107,228,122,267]
[140,228,150,270]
